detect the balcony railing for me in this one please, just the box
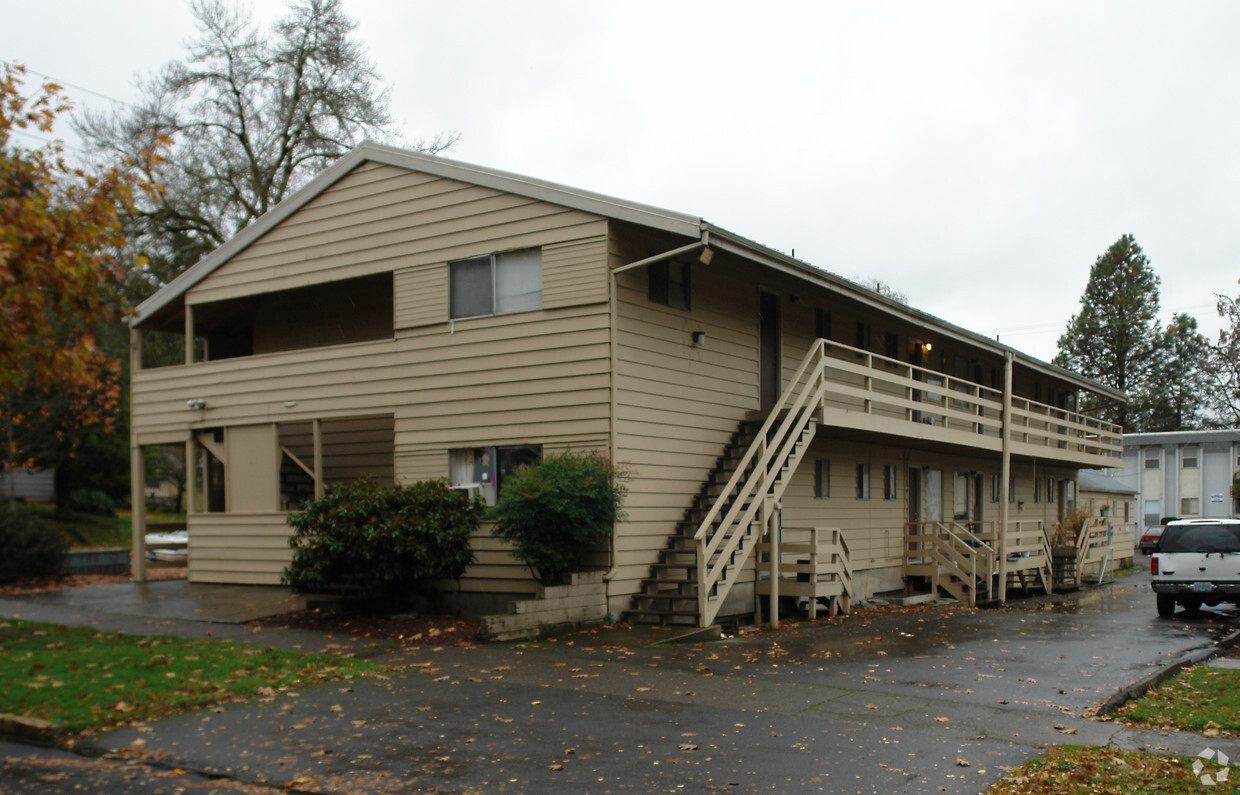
[812,340,1122,466]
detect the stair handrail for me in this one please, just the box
[694,339,827,625]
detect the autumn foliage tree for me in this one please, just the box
[0,64,155,508]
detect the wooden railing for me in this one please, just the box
[906,521,997,606]
[813,340,1122,466]
[756,527,853,620]
[691,336,1121,626]
[1076,517,1115,581]
[694,340,827,627]
[1003,520,1052,593]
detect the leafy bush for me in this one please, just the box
[283,479,480,600]
[491,451,627,586]
[67,488,116,516]
[0,510,68,580]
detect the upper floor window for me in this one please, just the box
[1144,449,1160,470]
[649,260,690,310]
[856,321,872,352]
[449,248,542,319]
[1182,449,1199,469]
[815,308,832,344]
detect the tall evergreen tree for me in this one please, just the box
[1207,282,1240,427]
[1140,313,1212,431]
[1054,234,1163,431]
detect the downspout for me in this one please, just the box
[602,226,712,586]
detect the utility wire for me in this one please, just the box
[0,59,136,109]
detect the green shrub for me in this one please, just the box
[283,479,480,601]
[68,489,116,516]
[0,510,68,581]
[491,451,627,586]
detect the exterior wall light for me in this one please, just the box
[692,331,707,347]
[186,399,207,409]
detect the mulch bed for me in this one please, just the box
[250,609,483,647]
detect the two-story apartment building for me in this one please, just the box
[128,142,1125,627]
[1107,429,1240,527]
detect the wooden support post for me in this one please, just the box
[130,443,146,583]
[767,496,779,629]
[129,326,146,583]
[185,437,196,517]
[312,418,324,498]
[808,527,819,620]
[184,304,195,365]
[997,352,1013,603]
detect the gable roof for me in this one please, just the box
[133,141,1125,403]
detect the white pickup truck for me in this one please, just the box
[1150,519,1240,617]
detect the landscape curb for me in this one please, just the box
[1096,628,1240,716]
[0,713,64,746]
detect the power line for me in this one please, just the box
[0,59,136,110]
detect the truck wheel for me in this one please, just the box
[1157,594,1176,617]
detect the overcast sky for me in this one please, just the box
[5,0,1238,363]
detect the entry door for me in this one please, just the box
[759,291,782,412]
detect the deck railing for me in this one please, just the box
[692,337,1122,626]
[814,340,1122,466]
[755,527,853,619]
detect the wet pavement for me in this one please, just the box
[3,570,1240,793]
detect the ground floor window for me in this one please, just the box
[883,465,897,500]
[856,463,871,499]
[814,459,830,499]
[450,445,542,506]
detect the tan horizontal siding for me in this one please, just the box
[133,305,610,441]
[187,513,292,586]
[184,162,607,305]
[607,226,763,602]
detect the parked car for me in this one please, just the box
[1138,524,1165,554]
[1150,519,1240,617]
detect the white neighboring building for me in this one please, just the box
[1106,429,1240,527]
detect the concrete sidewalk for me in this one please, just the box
[3,572,1240,793]
[0,579,389,657]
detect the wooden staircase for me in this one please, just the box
[905,522,1000,607]
[625,341,830,627]
[624,420,766,625]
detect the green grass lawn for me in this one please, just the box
[0,618,381,733]
[987,745,1240,794]
[1115,663,1240,734]
[988,664,1240,794]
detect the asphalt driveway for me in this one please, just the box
[3,568,1239,794]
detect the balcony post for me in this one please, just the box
[184,304,195,365]
[997,351,1013,602]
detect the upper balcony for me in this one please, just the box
[798,339,1122,468]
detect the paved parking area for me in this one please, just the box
[2,569,1239,793]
